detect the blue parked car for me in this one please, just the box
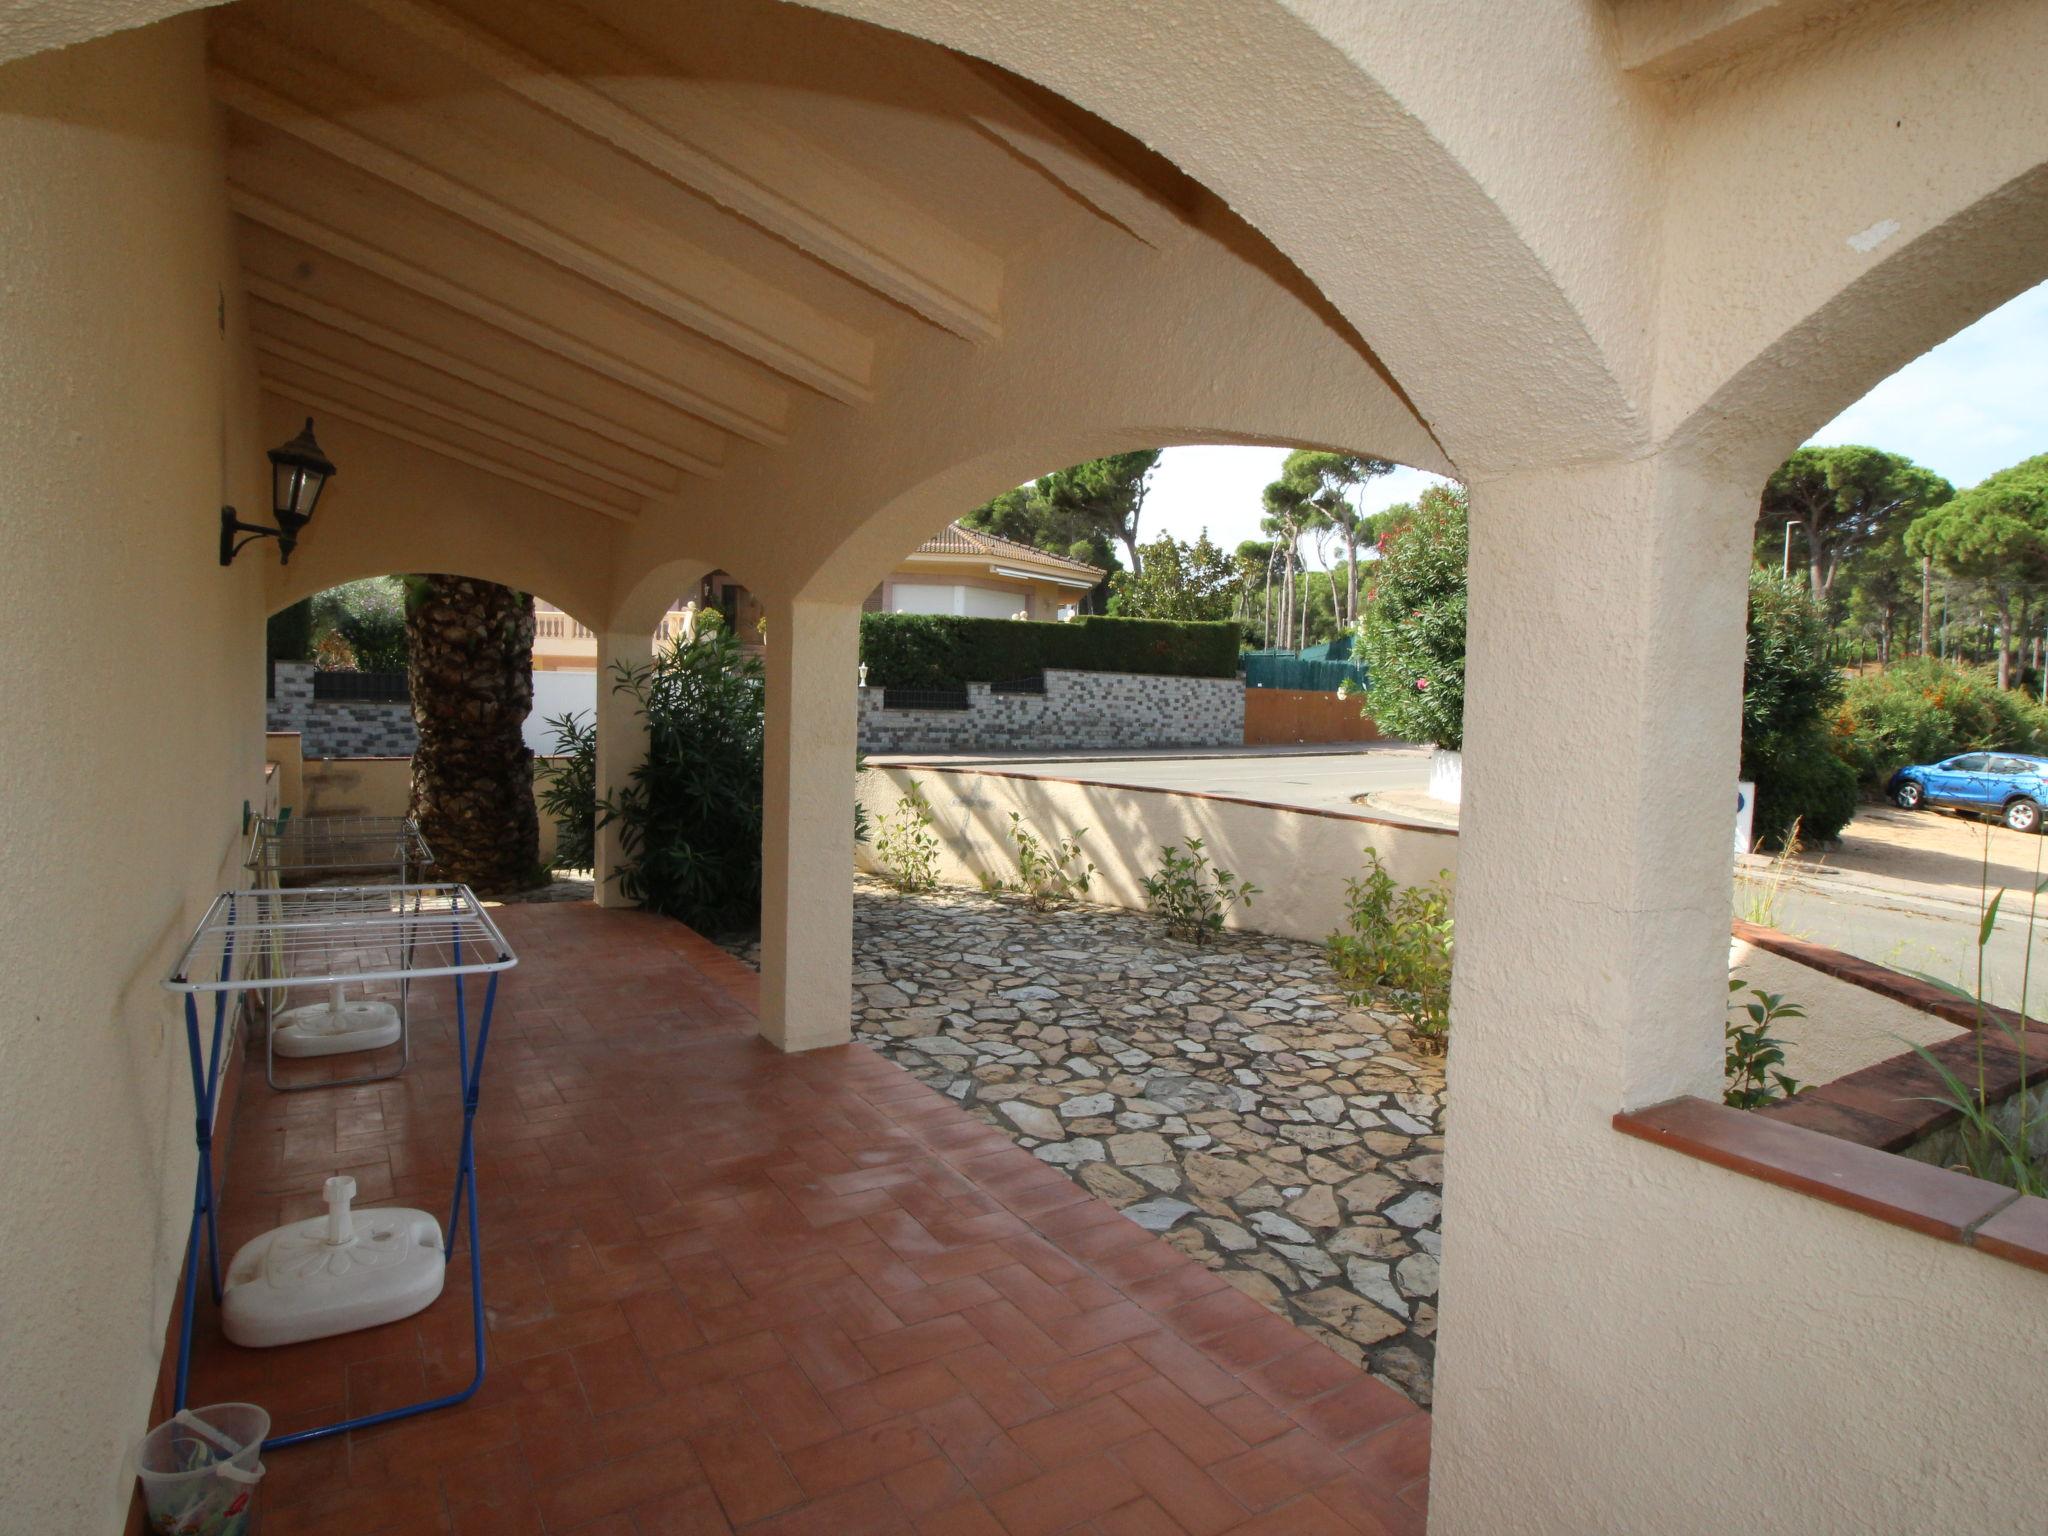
[1887,751,2048,833]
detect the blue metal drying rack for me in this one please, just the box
[162,884,516,1451]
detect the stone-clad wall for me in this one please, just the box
[859,668,1242,755]
[267,662,419,757]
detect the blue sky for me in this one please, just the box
[1142,276,2048,553]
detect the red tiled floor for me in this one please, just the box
[186,903,1428,1534]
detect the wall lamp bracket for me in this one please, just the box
[219,418,336,568]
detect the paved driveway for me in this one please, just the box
[871,743,1432,815]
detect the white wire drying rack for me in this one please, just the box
[169,885,513,995]
[240,818,437,1091]
[245,814,434,887]
[161,883,516,1451]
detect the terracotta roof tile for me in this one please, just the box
[914,522,1105,579]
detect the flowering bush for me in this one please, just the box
[1829,657,2048,792]
[1358,486,1467,749]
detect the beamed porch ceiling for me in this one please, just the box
[211,0,1199,526]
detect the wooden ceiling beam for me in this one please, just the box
[212,60,874,403]
[351,0,1005,343]
[229,180,789,444]
[254,335,675,500]
[258,376,642,523]
[236,225,734,468]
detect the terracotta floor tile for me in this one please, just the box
[1112,1431,1247,1536]
[177,905,1430,1536]
[1008,1394,1149,1468]
[689,1418,805,1525]
[786,1418,940,1499]
[986,1454,1146,1536]
[1210,1429,1350,1513]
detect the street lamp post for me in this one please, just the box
[1781,519,1803,580]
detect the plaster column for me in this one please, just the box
[1430,449,1761,1531]
[592,628,652,909]
[759,597,860,1052]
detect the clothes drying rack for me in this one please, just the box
[162,883,516,1451]
[244,817,437,1091]
[245,814,435,889]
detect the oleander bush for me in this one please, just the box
[596,615,765,934]
[535,711,597,870]
[1743,572,1858,848]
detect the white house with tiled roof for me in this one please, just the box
[866,522,1105,622]
[533,522,1103,670]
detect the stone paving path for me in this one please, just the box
[726,877,1446,1404]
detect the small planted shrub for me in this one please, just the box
[535,710,596,870]
[1140,837,1258,943]
[1325,847,1454,1051]
[874,782,942,893]
[1724,979,1806,1108]
[991,813,1092,911]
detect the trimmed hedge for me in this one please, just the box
[860,613,1240,688]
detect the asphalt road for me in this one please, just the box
[875,743,1433,813]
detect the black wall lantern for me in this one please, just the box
[220,418,337,566]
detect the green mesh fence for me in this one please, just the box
[1240,650,1369,692]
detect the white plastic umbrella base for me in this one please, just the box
[272,998,401,1058]
[223,1178,444,1347]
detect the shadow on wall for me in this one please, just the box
[855,765,1454,944]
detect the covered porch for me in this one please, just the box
[6,0,2048,1532]
[190,900,1427,1535]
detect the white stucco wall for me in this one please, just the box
[0,18,269,1531]
[856,764,1455,945]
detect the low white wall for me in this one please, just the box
[1730,937,1964,1089]
[855,764,1456,943]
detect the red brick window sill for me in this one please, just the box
[1614,1096,2048,1276]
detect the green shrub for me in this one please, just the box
[1741,572,1855,849]
[1139,838,1258,943]
[1748,723,1858,848]
[874,782,941,892]
[313,577,409,672]
[1358,486,1467,749]
[1830,658,2048,792]
[596,617,764,934]
[988,813,1092,910]
[1725,979,1805,1108]
[859,613,1239,688]
[1325,847,1454,1051]
[535,712,596,870]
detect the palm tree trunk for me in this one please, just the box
[405,575,541,893]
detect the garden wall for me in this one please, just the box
[266,740,568,868]
[267,662,417,757]
[1242,687,1382,746]
[1730,923,1964,1088]
[858,669,1242,755]
[855,763,1454,943]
